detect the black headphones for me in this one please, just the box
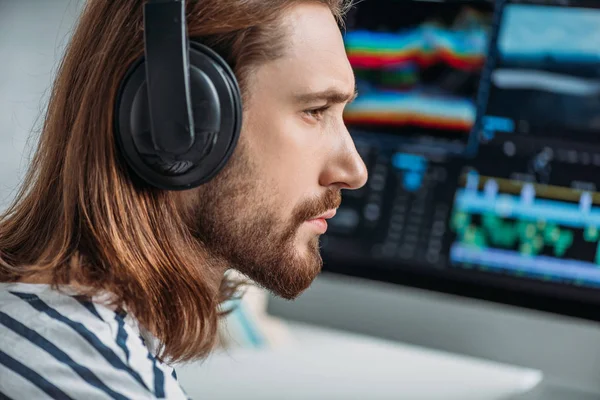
[114,0,242,191]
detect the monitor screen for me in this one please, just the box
[322,0,600,320]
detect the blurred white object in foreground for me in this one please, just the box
[179,320,542,400]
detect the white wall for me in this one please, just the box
[0,0,82,210]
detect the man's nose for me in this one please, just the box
[319,127,368,190]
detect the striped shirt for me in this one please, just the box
[0,282,189,399]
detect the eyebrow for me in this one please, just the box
[293,85,358,105]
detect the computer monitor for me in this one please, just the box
[268,0,600,397]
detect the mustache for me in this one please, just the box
[293,189,342,225]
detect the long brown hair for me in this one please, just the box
[0,0,351,363]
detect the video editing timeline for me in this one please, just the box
[342,0,494,149]
[477,0,600,144]
[450,170,600,287]
[445,120,600,284]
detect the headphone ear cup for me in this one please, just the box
[115,41,243,191]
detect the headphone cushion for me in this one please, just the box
[115,41,243,191]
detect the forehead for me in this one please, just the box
[254,3,355,96]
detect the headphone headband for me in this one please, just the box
[144,0,195,155]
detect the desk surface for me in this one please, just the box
[176,321,542,400]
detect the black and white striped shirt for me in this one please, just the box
[0,282,189,399]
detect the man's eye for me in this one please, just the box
[303,106,329,120]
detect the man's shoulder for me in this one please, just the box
[0,283,124,350]
[0,283,187,399]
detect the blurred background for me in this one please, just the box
[0,1,83,209]
[3,0,600,399]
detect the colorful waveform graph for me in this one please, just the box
[343,91,475,132]
[449,172,600,286]
[455,173,600,229]
[345,27,488,71]
[451,211,577,258]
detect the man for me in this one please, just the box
[0,0,367,398]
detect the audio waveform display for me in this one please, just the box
[342,3,492,141]
[344,92,475,132]
[449,171,600,287]
[345,27,487,71]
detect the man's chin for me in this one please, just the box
[240,255,323,300]
[223,235,324,300]
[266,273,320,300]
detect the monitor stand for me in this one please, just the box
[268,273,600,398]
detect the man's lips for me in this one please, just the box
[308,209,337,221]
[305,209,337,233]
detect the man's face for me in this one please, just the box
[188,3,368,299]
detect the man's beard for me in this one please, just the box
[188,142,341,299]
